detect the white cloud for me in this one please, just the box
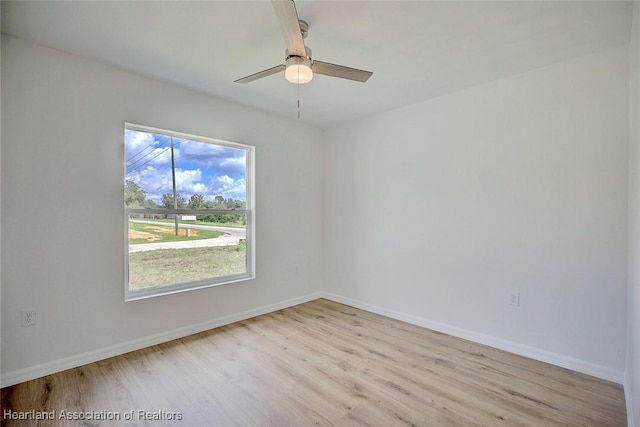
[219,157,246,174]
[217,175,234,186]
[212,175,246,200]
[125,129,153,150]
[175,168,203,191]
[192,183,207,193]
[127,165,172,203]
[125,130,172,173]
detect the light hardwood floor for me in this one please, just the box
[1,299,626,426]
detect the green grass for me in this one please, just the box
[128,222,223,244]
[142,218,246,229]
[128,243,246,290]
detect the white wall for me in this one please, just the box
[0,36,324,382]
[324,45,629,380]
[627,3,640,426]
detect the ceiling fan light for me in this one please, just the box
[285,56,313,84]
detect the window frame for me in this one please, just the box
[124,123,255,301]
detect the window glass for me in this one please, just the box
[124,124,254,300]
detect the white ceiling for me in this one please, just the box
[1,1,634,129]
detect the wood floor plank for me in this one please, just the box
[1,299,626,426]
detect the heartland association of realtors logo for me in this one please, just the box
[3,409,183,421]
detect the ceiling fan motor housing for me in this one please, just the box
[285,46,312,62]
[298,20,309,39]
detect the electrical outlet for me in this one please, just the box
[509,292,520,307]
[21,309,37,327]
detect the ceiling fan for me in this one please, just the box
[235,0,373,85]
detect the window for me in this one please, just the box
[124,124,254,301]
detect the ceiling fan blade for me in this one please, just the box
[272,0,306,57]
[312,61,373,82]
[234,64,286,84]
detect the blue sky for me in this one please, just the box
[125,129,247,204]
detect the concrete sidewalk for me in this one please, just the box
[129,220,246,253]
[129,233,245,253]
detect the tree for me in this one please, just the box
[189,194,205,209]
[161,193,186,209]
[125,180,147,207]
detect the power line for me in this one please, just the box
[126,146,170,174]
[126,139,157,165]
[126,134,171,166]
[126,134,182,173]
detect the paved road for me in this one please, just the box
[129,220,246,253]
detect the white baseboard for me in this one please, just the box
[0,292,323,388]
[322,292,625,385]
